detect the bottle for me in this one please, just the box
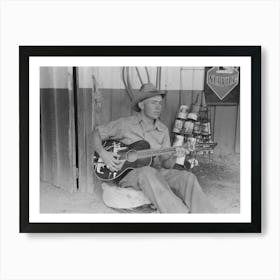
[200,108,211,142]
[177,105,189,119]
[193,120,201,140]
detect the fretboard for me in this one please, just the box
[137,146,179,159]
[135,142,217,159]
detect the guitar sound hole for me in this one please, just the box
[126,150,138,162]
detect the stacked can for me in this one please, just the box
[182,113,198,169]
[183,112,197,136]
[172,105,189,134]
[172,105,189,166]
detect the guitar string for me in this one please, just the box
[137,147,178,158]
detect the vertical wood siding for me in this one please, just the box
[40,88,77,192]
[40,89,58,185]
[40,67,77,192]
[76,88,98,193]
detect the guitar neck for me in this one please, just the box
[136,142,217,159]
[137,147,178,159]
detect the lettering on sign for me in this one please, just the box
[206,67,239,100]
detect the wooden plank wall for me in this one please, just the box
[40,67,77,192]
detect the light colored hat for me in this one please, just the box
[132,83,166,112]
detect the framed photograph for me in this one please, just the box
[20,46,261,233]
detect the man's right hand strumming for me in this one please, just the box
[100,149,123,172]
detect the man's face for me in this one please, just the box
[139,95,163,120]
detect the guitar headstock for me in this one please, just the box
[182,138,217,153]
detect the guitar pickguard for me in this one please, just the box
[93,140,127,179]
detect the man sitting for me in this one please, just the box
[93,83,214,213]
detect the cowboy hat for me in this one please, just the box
[132,83,166,112]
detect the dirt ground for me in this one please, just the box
[40,153,240,213]
[191,153,240,213]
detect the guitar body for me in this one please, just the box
[93,140,152,182]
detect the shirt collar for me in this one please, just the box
[136,112,164,132]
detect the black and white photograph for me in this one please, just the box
[20,46,260,232]
[40,66,240,215]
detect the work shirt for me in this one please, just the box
[97,113,171,149]
[97,113,172,168]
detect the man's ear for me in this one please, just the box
[138,101,144,111]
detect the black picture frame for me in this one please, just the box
[20,46,261,233]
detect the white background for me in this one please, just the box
[0,0,279,280]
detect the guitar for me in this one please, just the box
[93,139,217,182]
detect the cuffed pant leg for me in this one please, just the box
[119,167,190,213]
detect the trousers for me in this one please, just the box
[119,166,215,213]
